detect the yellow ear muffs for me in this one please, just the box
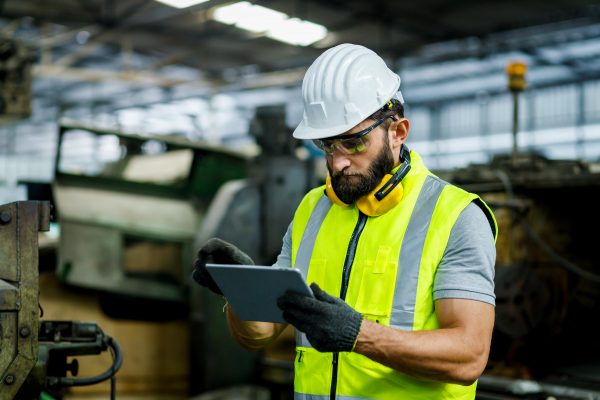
[356,174,404,216]
[325,174,351,208]
[324,145,412,217]
[325,173,405,216]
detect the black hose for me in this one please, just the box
[110,341,117,400]
[58,336,123,387]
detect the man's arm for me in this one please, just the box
[226,222,293,351]
[226,306,288,351]
[353,298,494,385]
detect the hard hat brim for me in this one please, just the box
[292,121,360,140]
[293,88,404,141]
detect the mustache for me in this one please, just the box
[331,170,362,178]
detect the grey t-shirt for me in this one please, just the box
[274,202,496,306]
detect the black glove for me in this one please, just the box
[192,237,254,295]
[277,283,363,352]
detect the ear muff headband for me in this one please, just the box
[325,145,412,217]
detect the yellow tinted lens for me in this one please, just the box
[339,137,368,154]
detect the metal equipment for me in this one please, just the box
[17,321,122,400]
[0,201,121,399]
[0,201,48,399]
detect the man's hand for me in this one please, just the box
[277,283,363,352]
[192,237,254,295]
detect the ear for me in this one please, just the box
[388,118,410,150]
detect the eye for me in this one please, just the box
[343,139,367,154]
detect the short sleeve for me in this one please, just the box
[433,202,496,305]
[273,222,293,268]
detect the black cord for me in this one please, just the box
[58,336,123,387]
[110,342,117,400]
[493,169,600,283]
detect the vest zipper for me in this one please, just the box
[330,211,368,400]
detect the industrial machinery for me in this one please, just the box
[0,201,121,400]
[437,154,600,400]
[434,62,600,400]
[52,120,248,311]
[0,38,32,121]
[49,120,255,394]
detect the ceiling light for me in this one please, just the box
[154,0,210,9]
[213,1,328,46]
[267,18,327,47]
[214,2,287,33]
[233,5,288,33]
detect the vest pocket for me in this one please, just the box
[294,347,332,395]
[353,259,397,319]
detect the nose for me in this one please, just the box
[330,151,351,173]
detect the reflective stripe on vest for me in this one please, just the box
[391,175,445,330]
[295,194,332,349]
[296,194,332,278]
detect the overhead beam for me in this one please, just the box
[39,24,101,48]
[33,64,203,87]
[53,37,108,67]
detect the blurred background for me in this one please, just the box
[1,0,600,399]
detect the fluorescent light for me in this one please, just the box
[154,0,210,9]
[213,2,253,24]
[214,2,287,32]
[267,18,327,46]
[234,5,288,33]
[213,1,328,46]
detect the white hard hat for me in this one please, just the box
[293,43,402,140]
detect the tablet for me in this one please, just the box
[205,264,314,323]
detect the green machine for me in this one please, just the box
[53,120,248,309]
[52,121,254,394]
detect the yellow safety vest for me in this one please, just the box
[290,151,497,400]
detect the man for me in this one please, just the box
[193,43,497,400]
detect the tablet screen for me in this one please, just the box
[205,264,314,323]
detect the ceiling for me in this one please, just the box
[3,0,600,111]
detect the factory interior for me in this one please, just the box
[2,0,600,399]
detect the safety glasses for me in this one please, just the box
[313,115,397,155]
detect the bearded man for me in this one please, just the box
[193,43,497,400]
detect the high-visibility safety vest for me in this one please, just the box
[290,151,497,400]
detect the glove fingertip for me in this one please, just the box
[310,282,329,300]
[309,282,320,295]
[200,237,226,254]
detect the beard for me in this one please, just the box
[328,138,395,205]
